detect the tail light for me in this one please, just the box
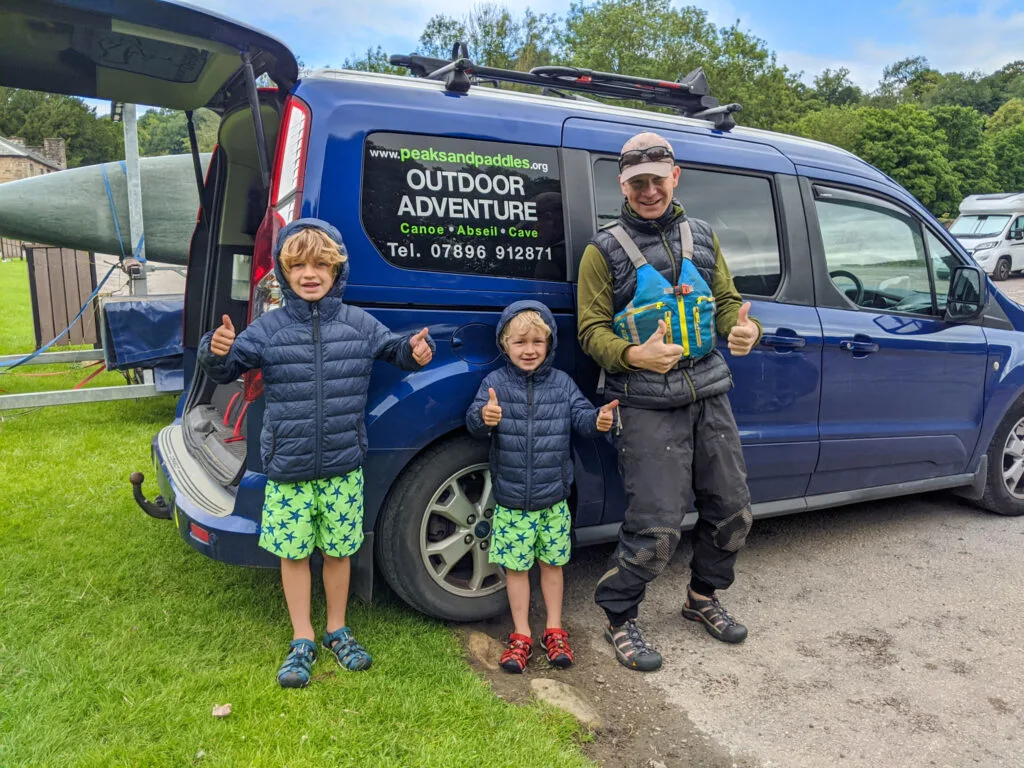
[242,96,310,400]
[269,96,311,227]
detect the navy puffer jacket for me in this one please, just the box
[466,300,603,511]
[198,218,434,483]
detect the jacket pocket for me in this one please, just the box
[261,423,277,469]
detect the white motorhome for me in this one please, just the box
[950,193,1024,280]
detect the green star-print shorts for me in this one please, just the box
[258,468,364,560]
[489,500,571,571]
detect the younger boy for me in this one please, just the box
[199,218,434,688]
[466,300,617,672]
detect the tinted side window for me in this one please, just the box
[593,159,782,296]
[362,132,565,280]
[814,186,940,316]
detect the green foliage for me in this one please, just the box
[987,98,1024,136]
[420,5,559,71]
[0,87,123,167]
[813,68,864,107]
[991,125,1024,191]
[137,108,219,157]
[340,46,406,76]
[929,105,998,195]
[561,0,807,129]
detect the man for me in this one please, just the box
[577,131,761,672]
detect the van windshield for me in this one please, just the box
[949,214,1010,238]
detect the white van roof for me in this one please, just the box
[959,192,1024,215]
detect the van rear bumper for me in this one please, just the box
[148,425,377,600]
[151,424,278,567]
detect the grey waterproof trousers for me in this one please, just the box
[594,394,753,624]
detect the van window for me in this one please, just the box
[593,159,782,296]
[814,186,943,316]
[362,133,564,280]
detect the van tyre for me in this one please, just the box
[376,435,508,621]
[994,257,1011,282]
[978,401,1024,516]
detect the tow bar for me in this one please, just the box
[130,472,172,520]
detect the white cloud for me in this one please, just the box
[779,1,1024,92]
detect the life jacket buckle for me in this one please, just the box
[663,284,694,296]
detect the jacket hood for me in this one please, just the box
[273,217,349,312]
[496,299,558,378]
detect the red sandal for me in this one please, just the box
[500,633,533,673]
[542,628,574,668]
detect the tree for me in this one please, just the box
[813,68,863,107]
[0,87,123,167]
[561,0,807,129]
[987,98,1024,136]
[990,125,1024,191]
[854,105,961,215]
[341,46,406,76]
[419,6,559,71]
[137,108,219,156]
[876,55,932,103]
[929,105,998,195]
[779,105,866,153]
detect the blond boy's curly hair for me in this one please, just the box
[277,228,347,277]
[500,309,551,352]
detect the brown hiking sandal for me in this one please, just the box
[542,628,574,669]
[604,619,663,671]
[500,633,533,673]
[681,592,748,644]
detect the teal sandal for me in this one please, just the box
[323,626,372,671]
[277,638,317,688]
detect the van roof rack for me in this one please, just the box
[389,44,742,131]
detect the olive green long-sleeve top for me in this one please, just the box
[577,232,762,373]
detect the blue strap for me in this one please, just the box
[0,262,118,374]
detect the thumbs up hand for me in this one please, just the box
[482,387,502,427]
[596,399,619,432]
[410,327,433,366]
[727,302,758,357]
[210,314,236,357]
[625,319,685,374]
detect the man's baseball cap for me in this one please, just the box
[618,132,675,181]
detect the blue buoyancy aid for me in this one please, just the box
[608,221,716,360]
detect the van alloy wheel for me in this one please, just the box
[994,257,1011,281]
[419,463,505,598]
[1002,420,1024,500]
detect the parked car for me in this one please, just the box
[6,0,1024,623]
[949,192,1024,281]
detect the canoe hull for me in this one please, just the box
[0,153,211,265]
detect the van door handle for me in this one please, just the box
[839,339,879,354]
[760,333,806,349]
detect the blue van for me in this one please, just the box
[8,1,1024,622]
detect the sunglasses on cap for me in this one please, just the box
[618,145,675,171]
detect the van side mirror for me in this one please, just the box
[1013,230,1024,241]
[945,265,987,323]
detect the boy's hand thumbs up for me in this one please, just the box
[410,327,433,366]
[482,387,502,427]
[210,314,236,357]
[596,398,619,432]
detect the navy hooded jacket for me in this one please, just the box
[198,218,434,483]
[466,300,604,511]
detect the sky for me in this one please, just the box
[175,0,1023,88]
[84,0,1022,114]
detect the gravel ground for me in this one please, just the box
[472,494,1024,768]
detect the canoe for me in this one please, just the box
[0,153,211,265]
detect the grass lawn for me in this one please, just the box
[0,260,593,767]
